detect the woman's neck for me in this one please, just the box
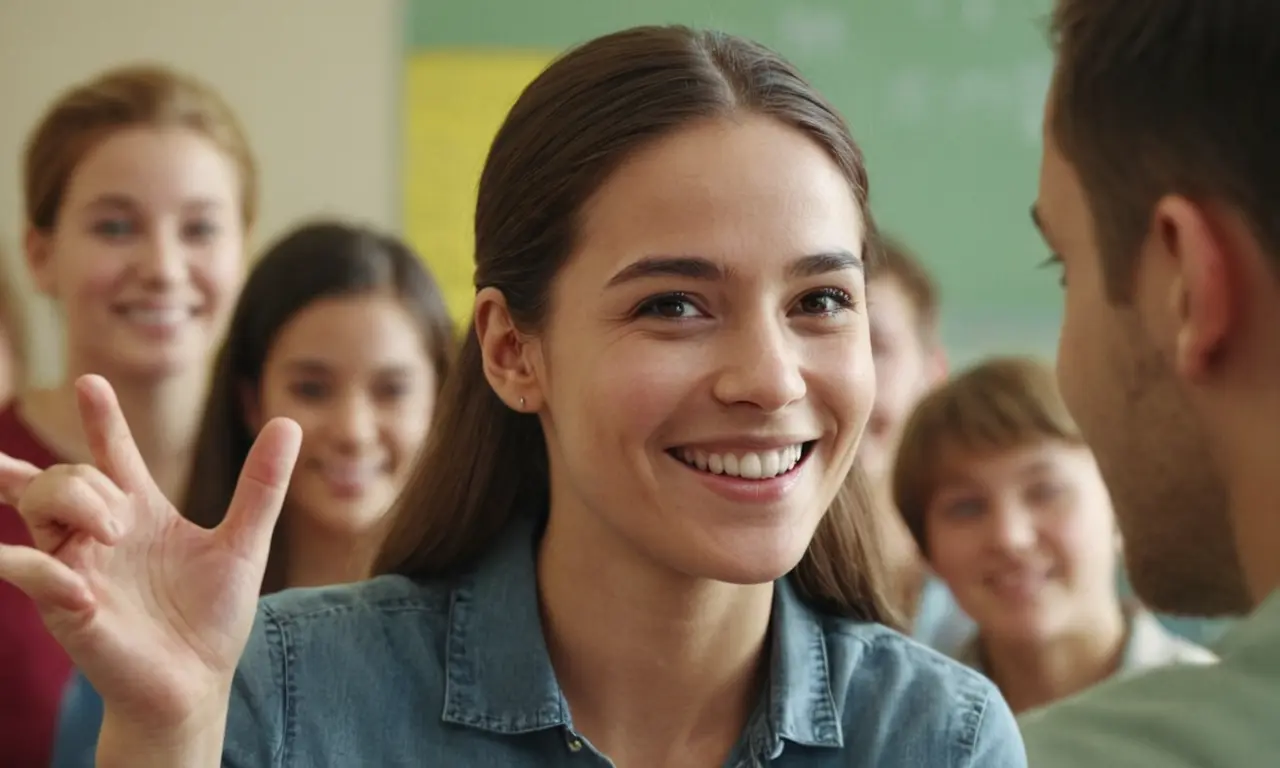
[18,365,208,498]
[980,599,1128,714]
[281,517,380,590]
[537,508,773,768]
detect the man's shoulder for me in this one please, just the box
[1021,659,1277,766]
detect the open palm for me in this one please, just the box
[0,375,300,729]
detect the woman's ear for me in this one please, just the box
[473,287,545,413]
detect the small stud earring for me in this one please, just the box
[518,396,526,410]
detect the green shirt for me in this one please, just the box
[1020,590,1280,766]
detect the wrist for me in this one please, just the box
[97,696,229,768]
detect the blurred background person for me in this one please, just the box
[860,236,971,647]
[0,253,28,404]
[0,63,256,767]
[893,357,1214,713]
[52,220,456,767]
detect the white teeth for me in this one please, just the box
[676,444,805,480]
[124,307,191,326]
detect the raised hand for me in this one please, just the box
[0,374,300,733]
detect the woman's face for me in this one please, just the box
[512,114,873,585]
[253,294,436,539]
[925,440,1120,644]
[28,126,245,380]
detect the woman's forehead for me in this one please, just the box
[568,117,864,284]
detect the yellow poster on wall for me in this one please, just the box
[402,50,552,331]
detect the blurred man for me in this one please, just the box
[1022,1,1280,764]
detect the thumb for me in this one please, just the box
[216,418,302,562]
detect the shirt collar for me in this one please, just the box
[763,578,844,750]
[441,516,843,752]
[441,514,568,734]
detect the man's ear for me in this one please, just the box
[24,227,58,297]
[1146,195,1235,382]
[474,287,544,412]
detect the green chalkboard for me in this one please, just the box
[407,0,1060,362]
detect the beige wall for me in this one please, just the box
[0,0,403,386]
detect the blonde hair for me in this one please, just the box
[891,356,1081,557]
[23,63,257,232]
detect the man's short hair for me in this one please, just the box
[1049,0,1280,299]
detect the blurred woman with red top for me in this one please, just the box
[0,64,255,767]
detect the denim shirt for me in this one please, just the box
[219,515,1025,767]
[50,670,103,768]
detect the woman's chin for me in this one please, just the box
[673,537,811,586]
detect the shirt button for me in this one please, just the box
[567,735,584,752]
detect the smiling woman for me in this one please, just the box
[0,64,255,768]
[181,220,454,594]
[0,26,1026,768]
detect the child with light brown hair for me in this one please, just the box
[893,356,1212,714]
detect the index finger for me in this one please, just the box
[75,375,152,495]
[0,453,39,507]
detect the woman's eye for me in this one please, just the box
[637,293,704,319]
[289,381,329,400]
[797,288,854,316]
[94,218,136,239]
[947,498,985,519]
[1026,480,1064,505]
[183,219,220,242]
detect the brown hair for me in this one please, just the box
[892,356,1080,557]
[376,25,899,626]
[874,236,939,339]
[24,63,257,232]
[184,221,455,594]
[0,252,28,394]
[1048,0,1280,299]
